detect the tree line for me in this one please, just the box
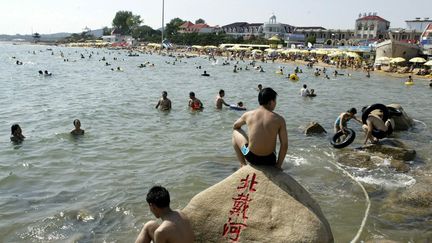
[99,11,269,45]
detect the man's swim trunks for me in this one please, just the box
[241,144,276,166]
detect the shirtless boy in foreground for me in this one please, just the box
[135,186,194,243]
[232,87,288,169]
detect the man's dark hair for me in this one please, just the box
[258,87,277,105]
[146,186,170,208]
[347,107,357,114]
[162,91,167,96]
[189,91,195,97]
[303,84,307,88]
[219,89,224,95]
[11,124,20,135]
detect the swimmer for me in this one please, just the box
[429,80,432,87]
[44,70,52,76]
[300,84,310,97]
[135,186,194,243]
[10,124,25,143]
[215,89,230,109]
[70,119,84,135]
[406,75,414,84]
[366,70,371,78]
[38,70,43,75]
[257,84,263,92]
[155,91,172,111]
[117,67,122,71]
[201,71,210,77]
[362,112,391,144]
[259,66,265,72]
[188,92,203,110]
[307,89,317,97]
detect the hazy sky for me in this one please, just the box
[1,0,431,35]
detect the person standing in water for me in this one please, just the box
[215,89,230,109]
[155,91,172,111]
[70,119,85,135]
[188,92,203,110]
[232,87,288,169]
[10,124,25,143]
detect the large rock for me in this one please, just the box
[302,122,327,135]
[386,104,414,131]
[182,165,333,242]
[397,177,432,208]
[337,152,376,169]
[360,144,416,161]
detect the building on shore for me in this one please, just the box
[261,15,295,39]
[221,22,262,39]
[178,22,220,34]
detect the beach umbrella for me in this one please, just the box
[268,36,281,41]
[390,57,406,63]
[409,57,427,63]
[424,60,432,66]
[251,49,263,54]
[264,48,277,53]
[376,56,391,62]
[204,45,218,49]
[345,52,360,58]
[315,50,329,55]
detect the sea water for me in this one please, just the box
[0,43,431,242]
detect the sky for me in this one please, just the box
[1,0,431,35]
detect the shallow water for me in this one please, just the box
[0,43,431,242]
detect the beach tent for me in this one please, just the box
[409,57,427,63]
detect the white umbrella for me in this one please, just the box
[376,56,391,62]
[390,57,406,63]
[409,57,427,63]
[424,60,432,66]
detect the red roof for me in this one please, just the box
[357,16,389,23]
[180,21,194,28]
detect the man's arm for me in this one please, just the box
[353,115,363,124]
[155,100,160,109]
[168,100,172,110]
[233,114,246,129]
[276,119,288,169]
[364,120,373,145]
[222,98,230,107]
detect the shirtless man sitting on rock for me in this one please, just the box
[135,186,194,243]
[232,87,288,169]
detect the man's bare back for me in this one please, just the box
[232,87,288,168]
[153,211,194,243]
[241,107,283,155]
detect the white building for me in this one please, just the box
[354,13,390,40]
[261,15,294,39]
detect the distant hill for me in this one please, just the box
[0,29,104,42]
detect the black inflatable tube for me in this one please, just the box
[387,106,402,117]
[362,104,389,124]
[331,128,356,149]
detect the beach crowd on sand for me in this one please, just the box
[8,45,429,242]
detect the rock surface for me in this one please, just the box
[360,144,416,161]
[182,165,333,242]
[303,122,327,135]
[386,104,414,131]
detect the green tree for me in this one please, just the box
[195,18,206,24]
[165,17,185,39]
[102,26,112,35]
[132,25,161,41]
[306,35,316,45]
[112,11,142,35]
[32,32,41,43]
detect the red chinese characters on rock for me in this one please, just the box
[222,173,258,242]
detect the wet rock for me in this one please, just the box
[386,104,414,131]
[389,159,410,173]
[398,177,432,208]
[360,143,416,161]
[182,165,333,242]
[337,152,377,169]
[302,122,327,135]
